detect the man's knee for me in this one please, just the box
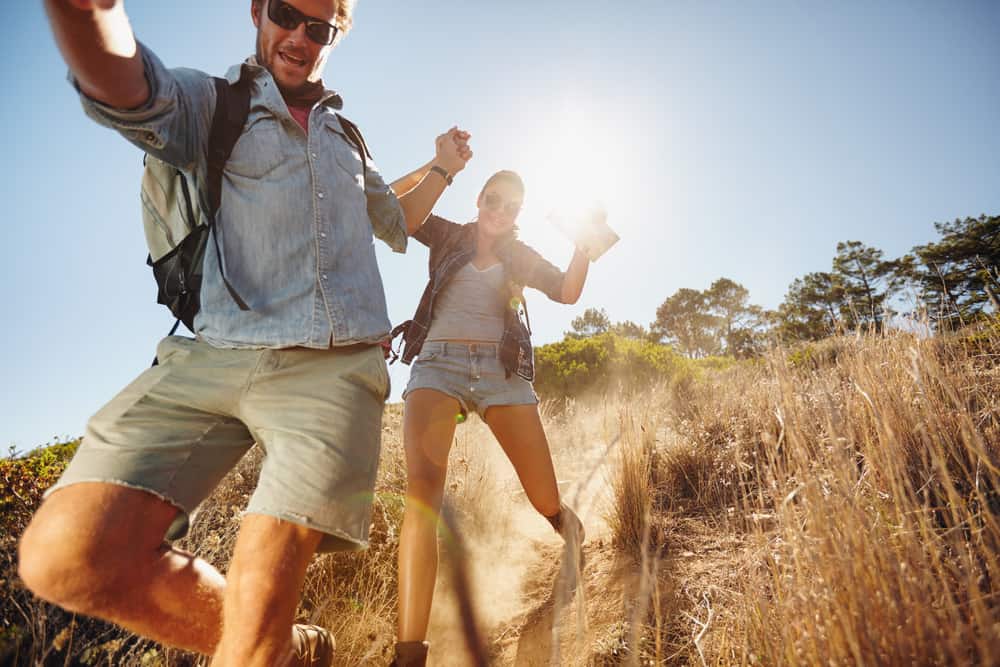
[17,484,178,611]
[18,510,112,611]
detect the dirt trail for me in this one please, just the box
[417,412,747,666]
[419,410,636,666]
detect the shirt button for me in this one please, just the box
[317,192,325,199]
[311,152,318,159]
[320,232,327,238]
[322,274,328,281]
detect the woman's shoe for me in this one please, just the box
[546,504,585,548]
[546,503,586,589]
[390,640,429,667]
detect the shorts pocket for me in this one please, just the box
[415,348,440,363]
[155,335,193,365]
[376,356,391,402]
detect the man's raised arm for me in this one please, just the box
[44,0,149,109]
[394,128,472,236]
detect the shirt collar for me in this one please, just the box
[225,57,344,110]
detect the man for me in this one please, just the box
[19,1,471,665]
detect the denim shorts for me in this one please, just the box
[46,336,390,553]
[402,341,538,419]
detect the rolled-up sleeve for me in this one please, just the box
[365,158,408,254]
[412,215,457,248]
[511,241,566,303]
[71,42,215,172]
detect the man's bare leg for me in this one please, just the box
[18,482,225,654]
[211,514,323,667]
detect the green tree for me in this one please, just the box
[777,271,845,341]
[566,307,611,338]
[832,240,897,330]
[651,288,718,357]
[610,319,651,340]
[703,278,769,356]
[903,215,1000,326]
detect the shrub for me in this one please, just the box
[534,333,696,400]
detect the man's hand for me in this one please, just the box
[434,126,472,176]
[44,0,148,109]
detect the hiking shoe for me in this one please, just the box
[289,624,335,667]
[547,504,585,559]
[547,504,585,592]
[390,640,429,667]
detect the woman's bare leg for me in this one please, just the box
[484,403,584,577]
[397,389,462,642]
[482,404,562,519]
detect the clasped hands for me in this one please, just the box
[433,127,473,178]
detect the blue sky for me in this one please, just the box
[3,1,998,451]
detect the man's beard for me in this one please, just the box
[256,30,314,93]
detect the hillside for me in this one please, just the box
[3,326,999,665]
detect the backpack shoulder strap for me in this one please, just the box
[207,72,252,217]
[204,71,252,310]
[335,112,371,178]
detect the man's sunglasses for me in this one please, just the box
[267,0,339,46]
[482,192,522,217]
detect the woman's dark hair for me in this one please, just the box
[478,170,525,200]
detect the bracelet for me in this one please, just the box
[429,165,453,186]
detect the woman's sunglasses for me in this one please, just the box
[482,192,522,217]
[267,0,339,46]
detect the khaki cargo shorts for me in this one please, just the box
[46,335,390,552]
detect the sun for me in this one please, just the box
[522,113,620,216]
[514,104,628,255]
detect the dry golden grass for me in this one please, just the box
[5,325,999,665]
[607,327,1000,665]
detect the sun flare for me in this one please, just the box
[520,112,621,219]
[514,106,629,256]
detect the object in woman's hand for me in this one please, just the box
[547,204,619,262]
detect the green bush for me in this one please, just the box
[534,333,704,399]
[1,439,79,538]
[1,438,86,665]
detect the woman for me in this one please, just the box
[390,169,595,666]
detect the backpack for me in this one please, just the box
[140,72,372,335]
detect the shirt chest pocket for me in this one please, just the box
[226,117,284,179]
[323,121,365,189]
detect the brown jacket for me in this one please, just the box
[392,215,567,380]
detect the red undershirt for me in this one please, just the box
[288,105,311,134]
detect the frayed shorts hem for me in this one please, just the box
[44,478,192,541]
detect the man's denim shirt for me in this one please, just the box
[75,45,407,349]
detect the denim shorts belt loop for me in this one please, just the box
[452,341,501,362]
